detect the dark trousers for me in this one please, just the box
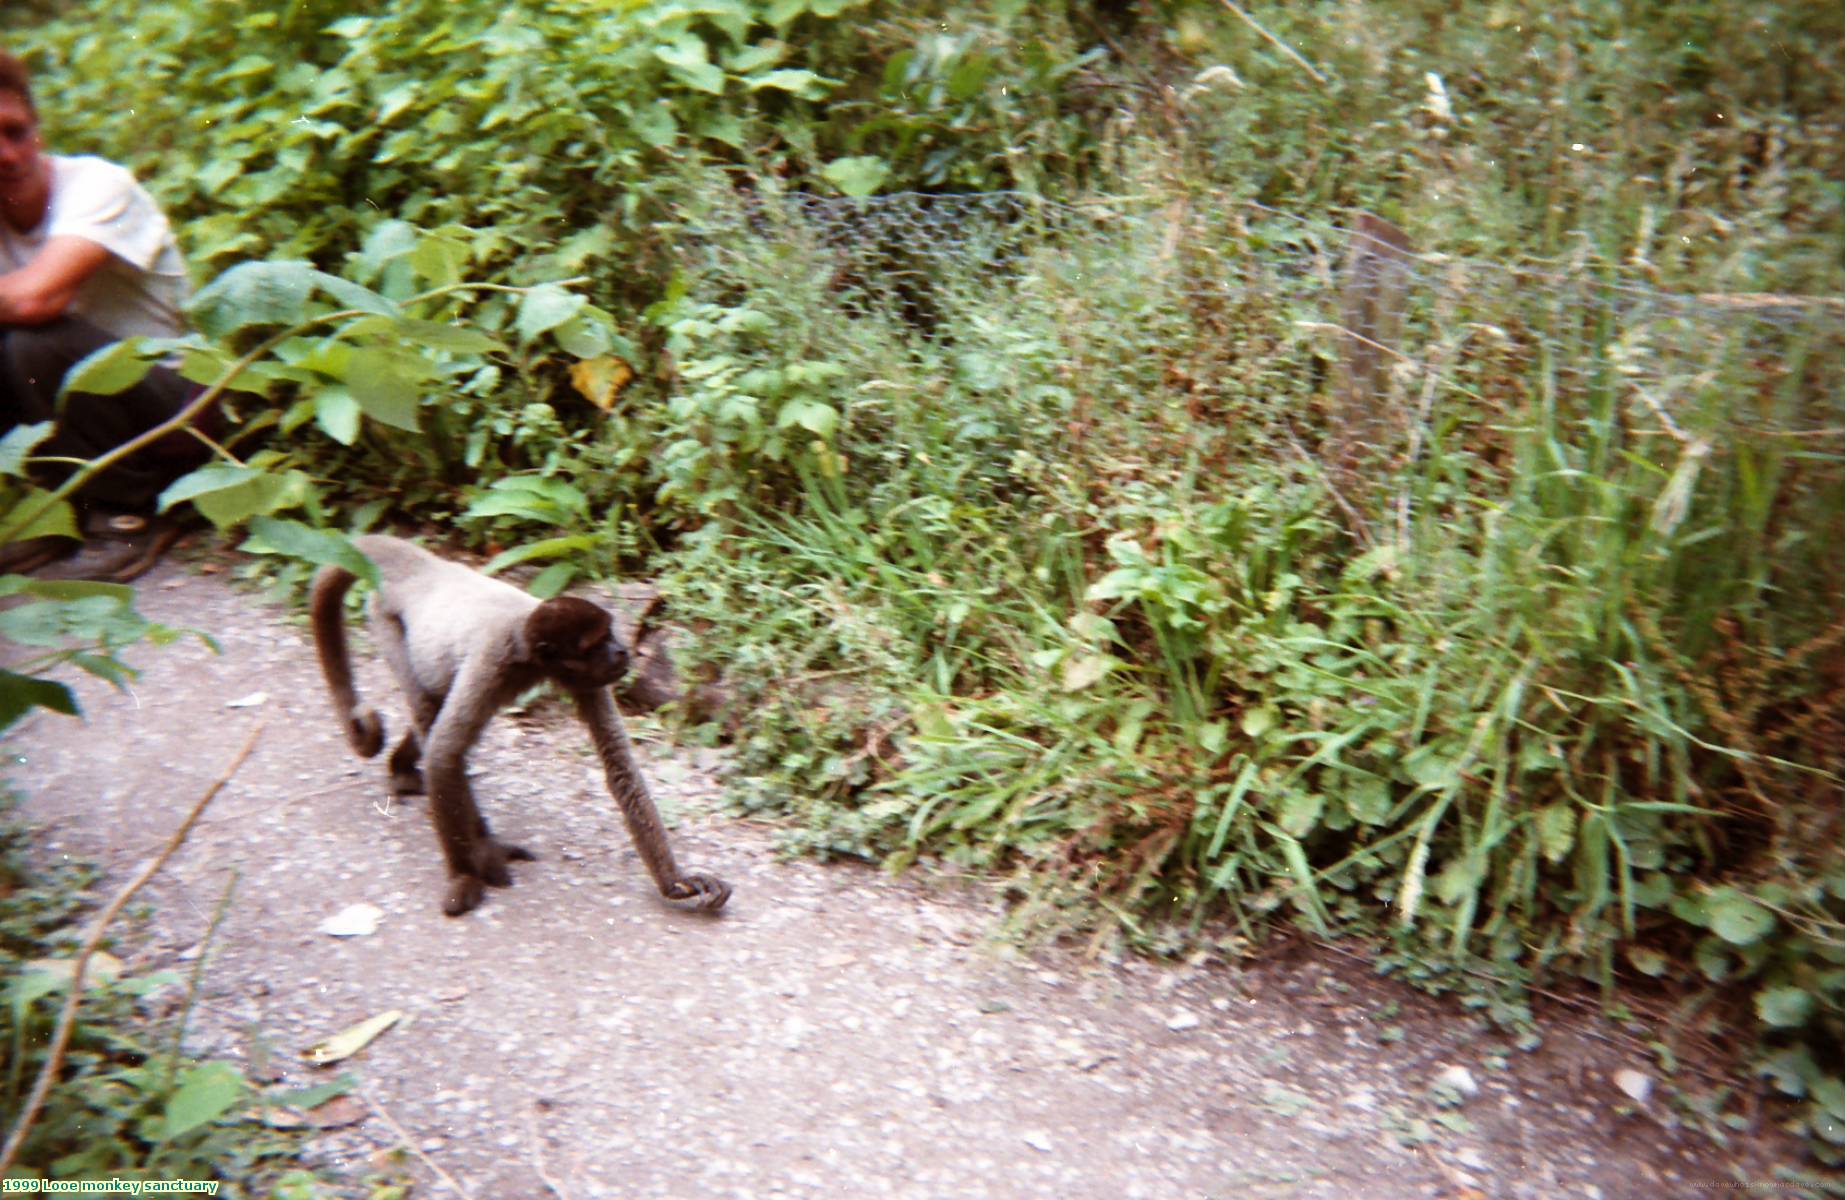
[0,315,204,510]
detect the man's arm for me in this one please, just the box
[0,234,110,326]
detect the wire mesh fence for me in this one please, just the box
[679,186,1845,573]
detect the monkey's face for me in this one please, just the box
[546,633,630,691]
[527,597,630,691]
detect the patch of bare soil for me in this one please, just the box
[3,549,1808,1199]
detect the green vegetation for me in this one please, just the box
[4,0,1843,1170]
[0,794,372,1190]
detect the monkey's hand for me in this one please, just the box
[666,872,731,913]
[348,706,384,758]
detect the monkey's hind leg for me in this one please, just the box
[387,731,426,796]
[374,613,437,796]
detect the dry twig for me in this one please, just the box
[1214,0,1328,84]
[358,1082,479,1200]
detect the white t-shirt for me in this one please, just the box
[0,154,190,339]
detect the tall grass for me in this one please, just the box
[654,177,1845,1149]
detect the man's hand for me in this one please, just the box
[0,234,109,325]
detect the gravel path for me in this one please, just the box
[5,552,1794,1198]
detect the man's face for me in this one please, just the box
[0,90,44,191]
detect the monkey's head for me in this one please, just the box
[525,596,630,691]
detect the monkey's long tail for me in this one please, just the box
[310,564,386,758]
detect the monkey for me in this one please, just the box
[310,534,731,918]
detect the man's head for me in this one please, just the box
[0,50,35,115]
[0,51,46,218]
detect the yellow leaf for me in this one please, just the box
[26,952,124,984]
[302,1009,406,1066]
[568,355,635,411]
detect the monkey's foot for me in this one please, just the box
[443,874,486,917]
[391,768,426,796]
[442,839,540,916]
[666,872,731,913]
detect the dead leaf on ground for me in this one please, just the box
[26,952,124,984]
[303,1009,407,1066]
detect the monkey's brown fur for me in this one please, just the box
[312,534,731,917]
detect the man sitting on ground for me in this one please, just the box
[0,47,202,574]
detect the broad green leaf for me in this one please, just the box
[409,231,469,287]
[194,471,311,527]
[0,487,78,542]
[527,561,578,598]
[553,311,612,358]
[315,386,362,445]
[0,422,54,476]
[158,463,266,511]
[776,398,839,438]
[346,348,426,431]
[310,271,400,316]
[60,337,156,397]
[1345,778,1390,825]
[725,43,785,73]
[1695,936,1733,982]
[1534,803,1576,864]
[947,53,993,102]
[1758,1046,1817,1097]
[1240,704,1277,738]
[765,0,806,26]
[1815,1076,1845,1120]
[359,220,418,274]
[242,517,378,585]
[376,82,419,124]
[0,670,79,731]
[159,463,310,526]
[1405,744,1461,790]
[654,37,726,94]
[176,345,244,389]
[162,1062,245,1139]
[1755,985,1814,1029]
[464,477,588,522]
[630,103,678,148]
[517,285,588,342]
[1709,890,1775,946]
[1626,946,1669,977]
[188,260,316,338]
[482,535,596,576]
[821,155,890,198]
[1278,791,1324,838]
[745,68,828,96]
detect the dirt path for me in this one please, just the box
[5,552,1793,1198]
